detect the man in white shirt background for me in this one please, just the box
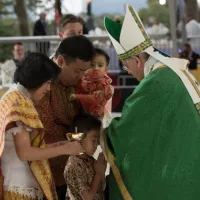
[185,14,200,51]
[1,42,24,88]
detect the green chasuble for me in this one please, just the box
[106,66,200,200]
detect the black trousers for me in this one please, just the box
[56,185,67,200]
[104,175,109,200]
[43,184,66,200]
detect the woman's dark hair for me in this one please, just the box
[55,35,95,63]
[14,52,61,89]
[94,48,110,65]
[71,113,102,133]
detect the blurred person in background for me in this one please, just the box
[1,42,24,88]
[179,43,200,70]
[149,18,169,35]
[33,11,50,55]
[50,14,84,59]
[58,14,84,39]
[185,14,200,50]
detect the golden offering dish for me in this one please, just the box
[66,132,87,142]
[66,127,87,142]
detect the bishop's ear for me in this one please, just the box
[134,56,142,69]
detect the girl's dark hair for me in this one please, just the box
[14,52,61,89]
[71,113,102,133]
[94,48,110,65]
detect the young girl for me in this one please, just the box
[64,114,107,200]
[70,48,113,119]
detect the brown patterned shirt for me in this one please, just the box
[35,80,82,186]
[64,155,105,200]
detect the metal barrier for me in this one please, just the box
[1,34,200,112]
[0,34,178,71]
[0,35,121,71]
[1,34,200,88]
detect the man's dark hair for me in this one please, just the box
[94,48,110,66]
[14,52,61,89]
[184,43,191,49]
[71,113,102,133]
[13,42,23,49]
[55,35,95,63]
[59,14,84,32]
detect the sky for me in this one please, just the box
[63,0,147,15]
[40,0,147,20]
[92,0,147,15]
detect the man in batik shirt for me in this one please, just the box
[36,36,95,199]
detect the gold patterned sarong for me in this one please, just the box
[4,191,36,200]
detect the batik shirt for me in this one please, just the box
[36,80,82,186]
[64,155,105,200]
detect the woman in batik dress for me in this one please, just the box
[0,53,84,200]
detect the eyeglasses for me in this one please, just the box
[121,56,138,71]
[122,57,132,71]
[122,65,128,71]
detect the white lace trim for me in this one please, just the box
[4,185,43,199]
[2,82,31,101]
[7,121,33,136]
